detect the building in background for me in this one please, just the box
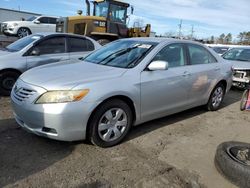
[0,8,40,23]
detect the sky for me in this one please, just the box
[1,0,250,39]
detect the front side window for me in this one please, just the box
[32,37,66,55]
[109,4,126,23]
[6,35,42,52]
[188,44,217,65]
[84,40,156,69]
[152,44,186,68]
[68,37,94,52]
[26,16,37,21]
[223,48,250,62]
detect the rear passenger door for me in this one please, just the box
[26,36,69,70]
[185,43,219,106]
[47,17,57,32]
[67,37,95,60]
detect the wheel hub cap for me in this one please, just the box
[98,108,128,142]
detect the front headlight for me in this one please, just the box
[35,89,89,104]
[9,23,18,27]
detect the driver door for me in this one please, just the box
[26,36,69,70]
[140,43,190,121]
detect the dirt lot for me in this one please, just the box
[0,89,249,188]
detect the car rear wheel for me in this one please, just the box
[17,28,31,38]
[0,71,20,96]
[207,83,225,111]
[89,99,132,147]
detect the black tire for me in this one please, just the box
[240,90,249,111]
[215,141,250,188]
[17,27,31,38]
[97,39,110,46]
[207,83,225,111]
[89,99,132,148]
[0,71,20,96]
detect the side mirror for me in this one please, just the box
[30,49,40,56]
[148,61,168,71]
[34,20,40,24]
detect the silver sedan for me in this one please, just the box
[11,38,232,147]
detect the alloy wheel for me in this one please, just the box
[17,28,29,38]
[212,87,224,108]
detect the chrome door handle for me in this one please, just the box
[214,67,220,71]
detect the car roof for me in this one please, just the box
[230,46,250,49]
[33,32,92,38]
[119,37,205,46]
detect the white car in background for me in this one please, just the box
[2,16,59,38]
[222,47,250,88]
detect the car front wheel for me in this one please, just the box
[0,71,20,96]
[89,99,132,147]
[17,28,31,38]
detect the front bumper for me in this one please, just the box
[2,25,18,35]
[11,80,98,141]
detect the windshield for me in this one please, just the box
[6,35,43,52]
[26,16,38,21]
[223,48,250,62]
[95,2,109,17]
[84,40,157,68]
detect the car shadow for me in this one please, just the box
[0,118,74,187]
[126,89,243,142]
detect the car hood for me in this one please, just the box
[20,60,127,90]
[0,50,12,56]
[230,60,250,70]
[3,21,31,25]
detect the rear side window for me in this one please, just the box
[152,43,186,68]
[188,44,217,65]
[38,17,49,24]
[68,37,95,52]
[48,18,57,24]
[33,37,66,55]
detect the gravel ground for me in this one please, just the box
[0,89,249,188]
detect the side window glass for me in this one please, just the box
[38,17,49,24]
[49,18,57,24]
[152,44,186,68]
[188,44,217,65]
[109,4,126,23]
[68,37,94,52]
[33,37,66,55]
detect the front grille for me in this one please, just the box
[234,72,245,79]
[0,23,7,32]
[13,87,36,102]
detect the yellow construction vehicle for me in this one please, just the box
[56,0,151,45]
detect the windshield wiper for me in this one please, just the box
[99,46,139,65]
